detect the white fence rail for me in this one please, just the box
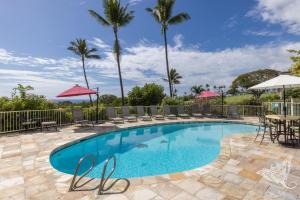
[264,102,300,116]
[0,105,264,134]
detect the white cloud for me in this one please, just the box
[128,0,143,5]
[248,0,300,35]
[173,34,184,49]
[89,37,111,50]
[244,30,282,37]
[1,36,299,98]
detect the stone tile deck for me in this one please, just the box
[0,118,300,200]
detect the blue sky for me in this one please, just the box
[1,0,300,98]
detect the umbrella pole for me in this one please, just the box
[221,91,224,118]
[96,87,99,124]
[283,85,286,117]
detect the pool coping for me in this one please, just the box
[49,119,258,181]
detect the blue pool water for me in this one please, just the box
[50,122,256,178]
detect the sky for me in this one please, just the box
[0,0,300,99]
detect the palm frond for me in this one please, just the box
[168,12,191,25]
[89,9,110,26]
[146,8,161,23]
[86,54,101,59]
[68,38,100,59]
[164,0,176,22]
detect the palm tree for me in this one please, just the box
[205,84,210,91]
[191,85,204,95]
[163,68,182,96]
[146,0,190,97]
[89,0,134,105]
[68,38,100,104]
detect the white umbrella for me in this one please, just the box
[249,75,300,90]
[249,75,300,116]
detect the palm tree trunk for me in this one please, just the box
[163,28,173,97]
[82,56,93,104]
[113,29,125,106]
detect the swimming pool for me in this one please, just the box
[50,122,257,178]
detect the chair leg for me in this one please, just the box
[260,126,266,144]
[254,125,261,142]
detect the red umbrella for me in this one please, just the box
[56,84,97,97]
[196,91,220,99]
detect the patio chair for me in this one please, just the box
[72,108,94,127]
[163,105,177,120]
[289,120,300,145]
[227,105,241,119]
[202,104,213,117]
[106,107,124,124]
[191,104,203,118]
[177,105,190,119]
[122,106,137,122]
[150,106,164,120]
[19,113,38,131]
[254,113,277,144]
[136,106,152,121]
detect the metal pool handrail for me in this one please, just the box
[68,154,120,195]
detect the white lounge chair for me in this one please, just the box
[163,105,177,120]
[106,107,124,124]
[72,108,94,127]
[122,106,137,122]
[191,104,203,118]
[137,106,152,121]
[177,105,190,118]
[150,106,164,120]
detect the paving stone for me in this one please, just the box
[227,159,240,166]
[152,182,182,199]
[126,188,156,200]
[169,173,186,181]
[220,182,248,199]
[0,119,299,199]
[171,191,198,200]
[196,187,225,200]
[173,178,205,195]
[238,169,261,181]
[223,173,243,184]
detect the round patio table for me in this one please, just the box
[265,115,300,145]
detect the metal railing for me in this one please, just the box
[210,105,264,117]
[264,102,300,116]
[0,104,264,134]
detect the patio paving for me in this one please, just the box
[0,117,300,200]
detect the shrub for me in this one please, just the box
[128,83,165,106]
[161,97,184,106]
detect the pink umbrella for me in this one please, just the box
[56,84,97,97]
[196,91,220,99]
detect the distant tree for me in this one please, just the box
[12,84,34,99]
[230,69,280,101]
[146,0,190,97]
[163,68,182,97]
[128,83,165,106]
[68,38,100,103]
[288,49,300,76]
[205,84,210,91]
[89,0,134,105]
[1,85,56,111]
[99,94,118,106]
[191,85,205,95]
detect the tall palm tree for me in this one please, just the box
[163,68,182,96]
[68,38,100,104]
[89,0,134,105]
[146,0,190,97]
